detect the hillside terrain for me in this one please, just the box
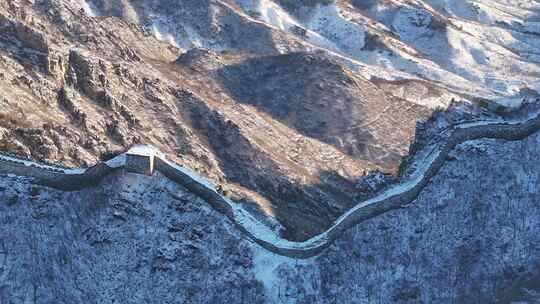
[2,0,538,240]
[1,1,540,301]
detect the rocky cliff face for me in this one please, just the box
[2,129,540,303]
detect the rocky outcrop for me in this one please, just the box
[0,13,49,54]
[67,49,106,100]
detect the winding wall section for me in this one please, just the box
[1,110,540,258]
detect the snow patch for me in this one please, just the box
[80,0,98,17]
[62,168,87,174]
[151,22,180,48]
[148,15,228,51]
[258,0,299,31]
[251,244,314,300]
[391,8,433,41]
[126,145,159,157]
[252,1,364,57]
[305,4,366,57]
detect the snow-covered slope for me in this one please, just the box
[83,0,540,108]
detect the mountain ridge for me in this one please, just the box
[2,101,539,255]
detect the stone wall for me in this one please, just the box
[2,110,540,258]
[0,158,64,181]
[39,163,117,190]
[0,156,117,191]
[154,157,232,218]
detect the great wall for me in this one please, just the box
[2,106,540,258]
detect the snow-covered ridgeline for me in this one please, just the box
[2,110,540,257]
[80,0,98,17]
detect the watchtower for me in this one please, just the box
[124,145,156,176]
